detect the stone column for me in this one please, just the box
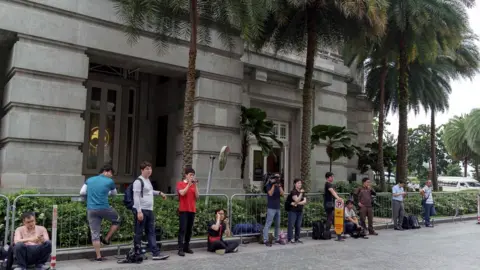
[0,34,88,192]
[191,75,243,194]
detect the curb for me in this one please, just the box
[56,215,478,261]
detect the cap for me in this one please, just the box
[325,172,334,179]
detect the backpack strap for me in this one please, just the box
[134,178,144,198]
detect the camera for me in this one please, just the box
[269,174,281,184]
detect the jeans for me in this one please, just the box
[14,241,52,268]
[207,240,239,253]
[287,211,303,241]
[263,208,280,242]
[133,209,160,256]
[178,212,195,250]
[344,222,358,234]
[423,203,434,225]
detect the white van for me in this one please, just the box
[437,176,480,191]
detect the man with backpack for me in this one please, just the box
[131,161,168,260]
[420,180,435,227]
[79,164,120,261]
[263,173,284,247]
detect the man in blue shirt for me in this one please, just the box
[79,164,121,261]
[392,181,407,231]
[263,173,284,247]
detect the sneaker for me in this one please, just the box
[288,240,296,244]
[94,257,106,262]
[35,265,50,270]
[232,247,239,253]
[215,249,226,255]
[369,231,378,236]
[152,254,169,260]
[183,248,194,254]
[100,236,111,245]
[296,239,303,244]
[178,250,185,257]
[264,241,272,247]
[14,267,26,270]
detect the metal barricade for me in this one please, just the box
[9,193,229,254]
[0,194,10,245]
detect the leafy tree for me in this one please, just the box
[240,106,282,180]
[357,141,396,190]
[443,114,475,177]
[250,0,388,189]
[465,108,480,155]
[311,125,358,172]
[408,125,453,181]
[112,0,270,171]
[445,163,462,177]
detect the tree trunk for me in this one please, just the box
[377,61,388,191]
[464,157,468,177]
[475,162,479,180]
[240,133,248,179]
[329,158,332,172]
[300,4,318,191]
[396,35,409,184]
[430,112,438,191]
[182,0,198,171]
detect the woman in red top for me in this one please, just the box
[176,167,199,256]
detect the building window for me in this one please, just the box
[271,121,289,141]
[83,82,122,174]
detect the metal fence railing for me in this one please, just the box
[0,194,10,245]
[0,190,477,252]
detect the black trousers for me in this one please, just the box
[178,212,195,250]
[14,241,51,268]
[207,240,239,253]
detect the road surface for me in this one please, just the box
[60,221,480,270]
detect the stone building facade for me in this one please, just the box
[0,1,372,194]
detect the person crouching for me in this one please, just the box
[207,209,239,255]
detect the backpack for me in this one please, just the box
[262,173,273,193]
[402,216,411,229]
[117,247,143,264]
[123,178,144,210]
[312,220,331,240]
[408,215,421,229]
[284,193,293,212]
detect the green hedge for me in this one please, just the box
[0,189,477,248]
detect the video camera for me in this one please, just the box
[269,174,281,184]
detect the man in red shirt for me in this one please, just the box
[176,167,199,257]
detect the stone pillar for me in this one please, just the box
[191,75,243,195]
[0,34,88,192]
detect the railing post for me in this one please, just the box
[50,205,58,270]
[477,193,480,224]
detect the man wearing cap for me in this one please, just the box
[263,173,284,247]
[324,172,343,230]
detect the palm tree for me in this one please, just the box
[465,109,480,156]
[250,0,388,189]
[240,106,282,179]
[311,125,358,172]
[443,115,475,177]
[112,0,270,171]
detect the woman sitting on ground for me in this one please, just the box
[207,209,239,255]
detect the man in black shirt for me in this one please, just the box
[324,172,343,230]
[287,178,307,244]
[207,209,239,255]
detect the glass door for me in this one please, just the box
[83,81,122,175]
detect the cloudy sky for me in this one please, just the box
[386,6,480,134]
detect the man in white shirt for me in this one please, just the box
[132,161,168,260]
[420,180,434,227]
[344,200,367,239]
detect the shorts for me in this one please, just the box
[87,207,121,241]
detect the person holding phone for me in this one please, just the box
[176,167,199,256]
[13,212,52,270]
[392,181,407,230]
[207,209,239,254]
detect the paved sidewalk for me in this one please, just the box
[56,220,480,270]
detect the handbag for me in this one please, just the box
[421,190,431,206]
